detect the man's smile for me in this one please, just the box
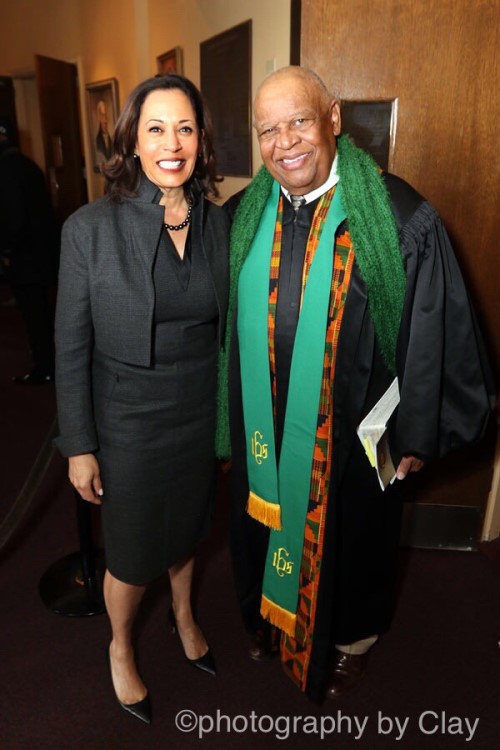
[278,152,311,169]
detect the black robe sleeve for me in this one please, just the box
[394,200,495,461]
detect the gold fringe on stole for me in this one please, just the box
[246,492,282,530]
[261,595,297,637]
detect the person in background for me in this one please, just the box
[0,116,58,384]
[55,74,228,724]
[217,66,494,703]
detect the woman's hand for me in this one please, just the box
[68,454,103,504]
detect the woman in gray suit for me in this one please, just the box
[54,75,228,724]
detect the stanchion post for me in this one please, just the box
[39,490,106,616]
[77,492,97,586]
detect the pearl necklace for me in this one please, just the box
[164,198,193,231]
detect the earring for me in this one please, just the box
[133,153,139,159]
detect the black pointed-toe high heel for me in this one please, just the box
[107,649,152,725]
[168,606,217,676]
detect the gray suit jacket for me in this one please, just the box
[54,175,229,457]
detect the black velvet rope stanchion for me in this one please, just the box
[0,418,57,552]
[39,490,105,616]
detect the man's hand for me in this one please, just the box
[68,453,103,504]
[396,455,424,481]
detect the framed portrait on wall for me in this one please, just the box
[157,47,184,75]
[86,78,119,174]
[340,99,397,171]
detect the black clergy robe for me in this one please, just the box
[226,173,494,703]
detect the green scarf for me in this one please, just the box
[215,135,406,459]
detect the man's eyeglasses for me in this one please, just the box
[256,117,319,143]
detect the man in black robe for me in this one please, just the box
[222,66,494,703]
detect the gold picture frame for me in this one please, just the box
[86,77,120,174]
[157,47,184,76]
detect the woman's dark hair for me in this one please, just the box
[103,74,221,199]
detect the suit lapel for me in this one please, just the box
[124,175,165,275]
[191,194,229,346]
[126,200,165,276]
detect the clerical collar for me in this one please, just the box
[281,155,339,206]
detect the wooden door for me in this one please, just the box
[35,55,87,226]
[300,0,498,538]
[0,77,19,145]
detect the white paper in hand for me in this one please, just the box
[357,378,400,490]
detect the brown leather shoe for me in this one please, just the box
[248,628,279,661]
[326,649,368,698]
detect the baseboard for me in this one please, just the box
[399,503,482,551]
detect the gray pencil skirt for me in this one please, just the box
[92,349,217,585]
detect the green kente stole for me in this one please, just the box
[237,180,346,635]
